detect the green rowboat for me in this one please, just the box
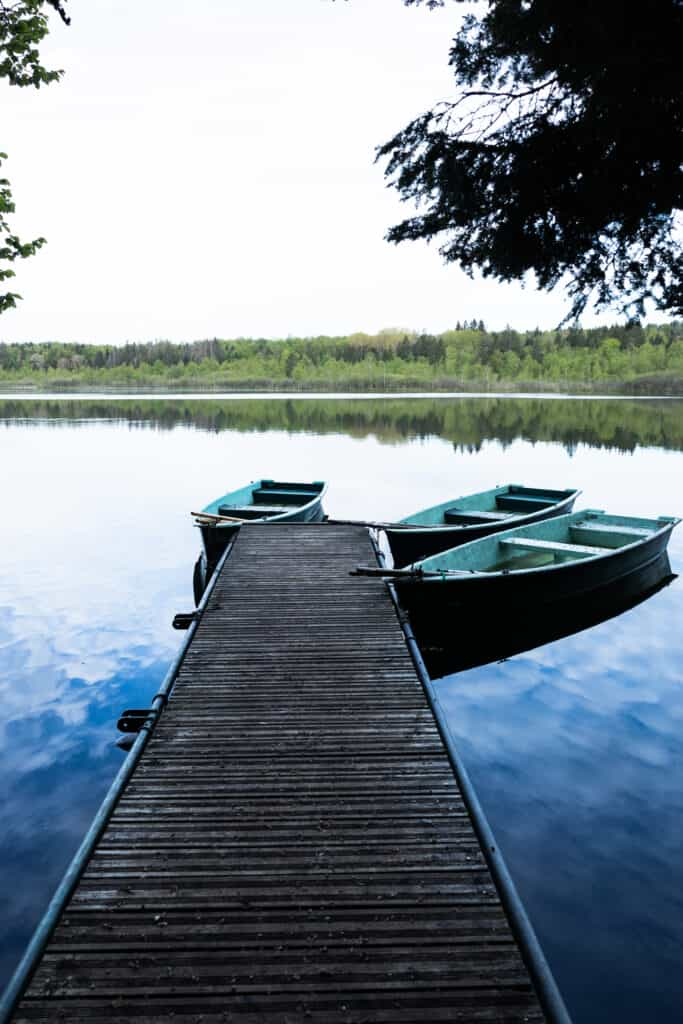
[193,479,326,601]
[385,484,580,567]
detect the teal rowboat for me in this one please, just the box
[385,484,579,567]
[193,479,326,601]
[389,510,680,622]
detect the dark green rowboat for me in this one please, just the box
[193,479,326,601]
[385,484,580,567]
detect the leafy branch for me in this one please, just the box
[0,1,69,312]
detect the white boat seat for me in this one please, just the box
[498,537,611,557]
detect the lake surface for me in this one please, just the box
[1,394,682,1022]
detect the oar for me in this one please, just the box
[191,512,421,530]
[351,565,473,579]
[325,518,421,531]
[191,510,246,524]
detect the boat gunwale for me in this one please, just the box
[405,510,680,584]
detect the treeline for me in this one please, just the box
[2,396,682,455]
[1,321,682,392]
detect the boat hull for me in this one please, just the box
[417,552,675,677]
[386,491,578,567]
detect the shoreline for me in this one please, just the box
[0,388,682,401]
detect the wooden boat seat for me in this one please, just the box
[443,508,512,525]
[259,480,321,491]
[499,537,611,557]
[495,494,556,512]
[252,488,319,504]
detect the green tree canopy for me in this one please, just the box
[0,0,69,312]
[378,1,683,321]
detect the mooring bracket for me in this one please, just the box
[117,708,155,734]
[172,610,200,630]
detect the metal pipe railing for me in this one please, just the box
[368,530,572,1024]
[0,539,235,1023]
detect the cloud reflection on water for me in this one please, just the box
[0,522,186,983]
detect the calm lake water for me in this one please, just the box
[1,394,682,1022]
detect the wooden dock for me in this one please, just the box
[8,524,552,1022]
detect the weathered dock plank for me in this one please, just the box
[9,524,549,1022]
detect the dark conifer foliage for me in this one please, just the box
[380,1,683,321]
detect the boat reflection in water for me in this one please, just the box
[413,552,677,679]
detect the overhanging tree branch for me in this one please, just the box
[378,0,683,321]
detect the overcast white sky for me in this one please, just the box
[1,0,621,345]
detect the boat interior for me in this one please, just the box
[400,485,577,527]
[412,511,677,574]
[214,479,325,520]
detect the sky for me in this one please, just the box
[1,0,624,345]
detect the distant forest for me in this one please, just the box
[1,321,682,393]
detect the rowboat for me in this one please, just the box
[385,485,580,567]
[361,509,679,622]
[192,479,327,601]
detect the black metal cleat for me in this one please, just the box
[117,708,154,734]
[172,610,200,630]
